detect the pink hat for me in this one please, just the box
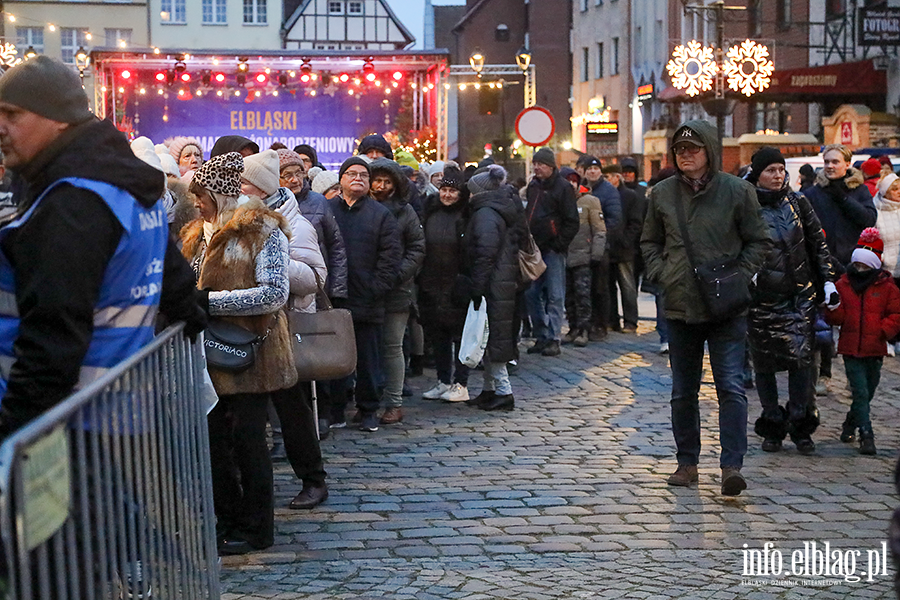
[276,148,304,172]
[167,136,203,161]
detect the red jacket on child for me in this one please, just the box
[826,270,900,357]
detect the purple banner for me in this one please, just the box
[130,88,399,169]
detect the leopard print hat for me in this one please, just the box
[193,151,244,197]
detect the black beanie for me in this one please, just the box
[533,147,557,169]
[293,144,319,166]
[357,134,394,160]
[210,135,259,158]
[749,146,785,184]
[439,165,464,191]
[339,156,371,180]
[0,56,93,124]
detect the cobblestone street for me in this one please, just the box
[221,297,900,599]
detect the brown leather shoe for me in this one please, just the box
[380,407,403,424]
[721,467,747,496]
[289,482,328,509]
[666,464,698,487]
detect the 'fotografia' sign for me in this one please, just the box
[859,8,900,46]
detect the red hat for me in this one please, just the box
[861,158,882,177]
[851,227,883,269]
[878,155,893,167]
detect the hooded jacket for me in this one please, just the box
[0,119,203,435]
[370,158,426,313]
[420,190,469,332]
[524,169,579,254]
[567,186,606,268]
[640,119,771,323]
[874,192,900,275]
[804,167,877,270]
[463,186,525,363]
[589,178,623,248]
[609,182,645,263]
[748,186,835,372]
[294,179,349,299]
[827,270,900,357]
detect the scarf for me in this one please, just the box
[847,263,881,295]
[679,170,712,194]
[755,185,788,207]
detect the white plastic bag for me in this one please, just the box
[458,298,489,368]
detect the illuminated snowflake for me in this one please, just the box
[0,43,21,69]
[723,39,774,97]
[666,40,716,97]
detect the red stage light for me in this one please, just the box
[339,73,350,83]
[121,70,131,80]
[256,73,267,84]
[155,72,166,82]
[214,73,226,83]
[392,71,403,81]
[180,73,191,82]
[365,72,377,83]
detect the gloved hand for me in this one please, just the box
[823,281,840,310]
[197,288,211,316]
[471,295,483,311]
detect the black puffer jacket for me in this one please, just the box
[748,187,835,373]
[804,167,876,270]
[420,193,469,332]
[371,159,426,314]
[464,186,524,363]
[609,183,645,262]
[525,170,579,254]
[295,180,349,299]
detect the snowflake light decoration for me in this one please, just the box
[0,43,21,69]
[666,40,716,97]
[723,39,774,97]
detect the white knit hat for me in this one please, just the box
[877,173,899,198]
[158,154,181,178]
[311,169,339,195]
[242,149,280,197]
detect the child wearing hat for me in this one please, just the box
[826,227,900,455]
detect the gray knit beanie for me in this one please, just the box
[467,164,507,195]
[0,56,93,124]
[532,147,557,169]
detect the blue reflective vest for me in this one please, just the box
[0,177,168,399]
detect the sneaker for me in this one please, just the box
[622,323,638,333]
[815,376,830,396]
[588,327,608,342]
[573,330,589,347]
[889,343,896,357]
[659,342,669,354]
[507,359,519,374]
[541,340,561,356]
[721,467,747,496]
[423,382,451,399]
[442,383,469,402]
[666,464,698,487]
[561,329,578,345]
[380,407,403,425]
[358,412,379,432]
[329,419,347,429]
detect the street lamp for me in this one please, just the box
[469,49,484,78]
[515,46,531,72]
[24,46,36,59]
[75,46,89,86]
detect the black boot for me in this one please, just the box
[465,390,495,407]
[479,393,514,412]
[840,414,856,443]
[408,355,424,377]
[788,407,819,455]
[754,407,787,451]
[858,426,877,456]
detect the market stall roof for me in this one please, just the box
[658,59,886,103]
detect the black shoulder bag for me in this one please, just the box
[205,313,277,373]
[673,194,751,321]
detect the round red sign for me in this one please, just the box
[515,106,555,147]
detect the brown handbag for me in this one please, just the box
[287,274,357,382]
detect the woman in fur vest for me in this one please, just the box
[180,152,296,555]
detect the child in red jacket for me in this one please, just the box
[826,228,900,455]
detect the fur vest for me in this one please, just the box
[182,200,298,395]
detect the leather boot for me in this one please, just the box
[858,427,877,456]
[479,393,514,411]
[840,414,856,443]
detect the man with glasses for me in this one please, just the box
[326,157,401,432]
[641,120,770,496]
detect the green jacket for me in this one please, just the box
[640,119,771,323]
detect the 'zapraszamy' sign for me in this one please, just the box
[859,8,900,46]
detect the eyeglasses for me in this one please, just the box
[280,169,304,181]
[674,145,703,156]
[343,171,370,181]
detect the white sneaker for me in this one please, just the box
[888,342,896,357]
[442,383,469,402]
[423,382,451,399]
[659,342,669,355]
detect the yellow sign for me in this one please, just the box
[22,426,70,551]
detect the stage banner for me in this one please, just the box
[130,88,399,169]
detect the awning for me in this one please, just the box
[658,59,886,103]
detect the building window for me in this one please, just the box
[826,0,845,20]
[243,0,267,23]
[104,28,132,48]
[60,28,89,64]
[348,1,362,13]
[495,24,510,42]
[749,0,762,36]
[612,37,619,75]
[582,47,590,82]
[777,0,791,29]
[596,42,604,78]
[328,1,344,14]
[203,0,227,23]
[16,27,43,57]
[160,0,186,23]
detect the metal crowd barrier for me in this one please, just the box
[0,324,220,599]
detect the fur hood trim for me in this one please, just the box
[815,166,865,190]
[180,196,291,262]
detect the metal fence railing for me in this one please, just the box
[0,324,220,600]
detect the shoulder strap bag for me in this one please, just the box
[204,313,277,373]
[518,227,546,283]
[287,273,357,382]
[672,193,751,321]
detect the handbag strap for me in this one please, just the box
[312,270,334,311]
[255,312,279,345]
[672,193,700,274]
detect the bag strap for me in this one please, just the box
[255,311,279,345]
[672,193,700,274]
[312,270,334,311]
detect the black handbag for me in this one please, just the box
[204,315,276,373]
[673,194,751,321]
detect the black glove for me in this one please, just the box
[182,289,210,343]
[197,288,211,317]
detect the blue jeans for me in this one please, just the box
[655,292,668,344]
[667,316,748,468]
[482,349,512,395]
[525,249,566,342]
